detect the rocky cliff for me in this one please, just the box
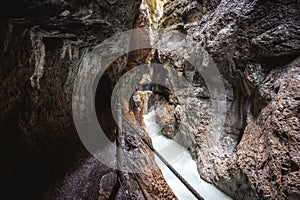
[0,0,299,200]
[0,0,142,199]
[152,0,300,199]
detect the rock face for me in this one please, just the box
[0,0,177,199]
[223,61,300,200]
[0,0,141,199]
[151,0,300,199]
[156,100,177,138]
[0,0,299,200]
[121,117,178,199]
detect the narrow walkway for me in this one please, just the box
[144,110,232,200]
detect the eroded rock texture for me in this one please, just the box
[0,0,178,199]
[224,60,300,200]
[0,0,299,199]
[152,0,300,199]
[0,0,141,199]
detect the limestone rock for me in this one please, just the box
[152,0,300,199]
[156,101,177,138]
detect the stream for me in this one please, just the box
[144,109,232,200]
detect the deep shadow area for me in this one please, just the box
[0,112,85,200]
[95,73,116,142]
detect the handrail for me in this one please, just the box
[117,111,205,200]
[123,149,149,200]
[115,102,148,200]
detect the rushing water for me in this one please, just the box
[144,109,232,200]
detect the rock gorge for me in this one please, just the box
[0,0,299,200]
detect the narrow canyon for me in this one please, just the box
[0,0,299,200]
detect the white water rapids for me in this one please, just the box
[144,109,232,200]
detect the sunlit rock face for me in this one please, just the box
[144,0,166,28]
[0,0,141,199]
[150,0,300,199]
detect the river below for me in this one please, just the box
[144,109,232,200]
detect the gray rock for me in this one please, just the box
[151,0,300,199]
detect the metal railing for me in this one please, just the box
[116,109,204,200]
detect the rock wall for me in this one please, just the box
[224,59,300,200]
[0,0,299,199]
[0,0,141,199]
[152,0,300,199]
